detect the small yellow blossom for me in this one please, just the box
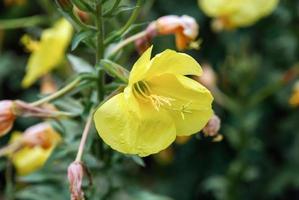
[9,124,61,176]
[289,81,299,107]
[94,47,213,157]
[198,0,279,30]
[22,19,73,88]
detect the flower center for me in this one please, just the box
[132,81,174,111]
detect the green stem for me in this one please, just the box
[95,1,105,102]
[104,0,142,45]
[103,0,121,17]
[107,30,147,58]
[30,77,82,107]
[0,15,49,29]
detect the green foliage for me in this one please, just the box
[0,0,299,200]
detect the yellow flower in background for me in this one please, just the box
[22,18,73,88]
[289,81,299,107]
[94,47,213,157]
[9,123,61,176]
[198,0,279,30]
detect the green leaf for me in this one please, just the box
[67,54,94,73]
[71,30,95,51]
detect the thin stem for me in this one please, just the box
[107,30,147,58]
[103,0,121,17]
[0,15,49,29]
[75,111,93,162]
[30,77,82,107]
[104,0,142,45]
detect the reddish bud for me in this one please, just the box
[203,115,221,137]
[0,100,16,137]
[68,162,85,200]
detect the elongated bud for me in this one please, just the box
[56,0,73,12]
[0,100,16,137]
[203,115,221,137]
[68,162,85,200]
[22,123,61,149]
[74,7,90,23]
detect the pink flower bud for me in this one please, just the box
[203,115,221,137]
[0,100,16,137]
[135,15,199,53]
[196,64,217,90]
[22,123,61,149]
[156,15,199,50]
[68,162,85,200]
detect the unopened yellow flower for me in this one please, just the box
[199,0,279,29]
[94,47,213,157]
[22,18,73,88]
[9,124,61,176]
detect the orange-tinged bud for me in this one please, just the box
[135,15,199,53]
[0,100,16,137]
[156,15,199,50]
[74,7,90,23]
[68,162,85,200]
[22,123,61,149]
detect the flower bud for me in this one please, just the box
[135,15,199,53]
[156,15,199,50]
[194,64,217,90]
[74,7,90,23]
[203,114,221,137]
[22,123,61,149]
[0,100,16,137]
[68,162,85,200]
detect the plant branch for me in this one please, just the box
[75,111,93,162]
[0,15,49,29]
[30,76,83,107]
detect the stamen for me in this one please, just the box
[132,81,175,111]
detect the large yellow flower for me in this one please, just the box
[94,47,213,157]
[22,18,73,88]
[199,0,279,29]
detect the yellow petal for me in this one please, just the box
[129,46,153,85]
[199,0,240,17]
[148,74,213,136]
[129,48,202,84]
[22,18,73,88]
[9,132,54,176]
[11,146,54,176]
[93,90,176,157]
[144,49,202,80]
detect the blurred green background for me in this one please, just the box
[1,0,299,200]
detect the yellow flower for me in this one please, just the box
[199,0,279,29]
[289,81,299,107]
[94,47,213,157]
[9,123,61,176]
[22,18,73,88]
